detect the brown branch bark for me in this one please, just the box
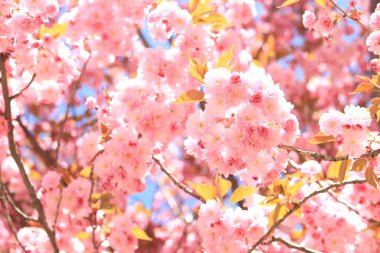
[16,117,56,168]
[0,193,27,252]
[278,144,380,161]
[0,53,59,253]
[248,176,380,252]
[271,236,322,253]
[152,156,205,203]
[328,0,372,33]
[10,73,36,100]
[55,54,91,166]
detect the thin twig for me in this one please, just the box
[328,0,372,33]
[317,182,380,223]
[10,73,36,100]
[55,55,91,166]
[0,194,27,252]
[0,183,36,222]
[152,156,205,203]
[52,187,63,233]
[271,236,322,253]
[248,176,380,252]
[136,26,151,48]
[278,144,380,161]
[16,117,56,168]
[87,150,104,252]
[0,53,59,253]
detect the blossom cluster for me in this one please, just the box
[367,4,380,71]
[197,200,267,252]
[185,67,299,186]
[302,10,334,37]
[319,105,371,156]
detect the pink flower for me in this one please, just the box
[319,110,345,136]
[314,16,333,35]
[302,10,317,29]
[366,31,380,55]
[369,11,380,30]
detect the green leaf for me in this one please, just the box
[230,186,256,204]
[131,227,152,241]
[174,90,204,104]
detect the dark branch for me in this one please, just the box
[10,73,36,100]
[0,53,59,253]
[271,236,322,253]
[152,156,205,203]
[248,176,380,252]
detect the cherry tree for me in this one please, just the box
[0,0,380,252]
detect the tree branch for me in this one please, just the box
[0,193,27,252]
[10,73,36,100]
[271,236,322,253]
[0,53,59,253]
[52,187,63,233]
[16,117,56,168]
[328,0,372,33]
[152,156,205,203]
[55,54,91,166]
[248,176,380,252]
[278,144,380,161]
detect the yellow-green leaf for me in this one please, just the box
[277,0,300,8]
[288,181,303,198]
[216,47,234,70]
[351,159,367,172]
[369,98,380,122]
[308,132,335,145]
[187,181,216,200]
[188,57,208,83]
[76,232,91,241]
[365,167,378,189]
[338,159,351,182]
[268,204,287,228]
[350,82,375,95]
[315,0,326,7]
[174,90,204,104]
[38,23,68,39]
[215,175,232,198]
[131,227,152,241]
[230,186,256,204]
[193,13,230,30]
[79,166,92,178]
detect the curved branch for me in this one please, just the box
[152,156,205,203]
[0,194,27,252]
[10,73,36,100]
[248,176,380,252]
[278,144,380,161]
[0,53,59,253]
[271,236,322,253]
[55,54,91,166]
